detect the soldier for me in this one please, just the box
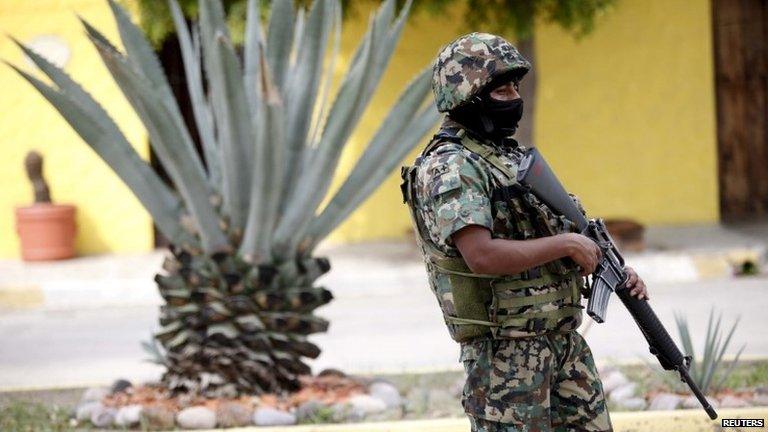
[401,33,649,431]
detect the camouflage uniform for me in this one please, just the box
[401,33,612,431]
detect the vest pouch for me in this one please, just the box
[430,258,496,342]
[448,272,494,342]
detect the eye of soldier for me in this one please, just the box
[490,83,517,100]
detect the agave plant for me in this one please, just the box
[6,0,438,396]
[674,309,746,394]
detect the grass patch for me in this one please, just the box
[0,400,76,432]
[616,359,768,395]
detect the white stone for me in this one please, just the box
[682,395,719,409]
[601,370,630,394]
[253,407,297,426]
[90,406,116,428]
[81,387,110,403]
[330,403,359,422]
[608,383,637,403]
[369,381,403,409]
[649,393,683,411]
[751,393,768,406]
[295,400,323,422]
[176,406,216,429]
[617,397,647,411]
[115,404,143,427]
[597,364,618,377]
[720,395,749,408]
[75,402,103,422]
[450,377,465,398]
[347,394,387,416]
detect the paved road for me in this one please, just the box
[1,248,766,390]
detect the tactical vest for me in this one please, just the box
[401,128,584,342]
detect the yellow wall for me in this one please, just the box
[0,0,152,258]
[534,0,719,225]
[0,0,718,257]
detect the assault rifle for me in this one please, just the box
[517,148,718,420]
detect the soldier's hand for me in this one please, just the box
[562,233,602,276]
[624,266,649,300]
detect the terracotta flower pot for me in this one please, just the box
[15,203,77,261]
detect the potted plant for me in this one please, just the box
[15,150,77,261]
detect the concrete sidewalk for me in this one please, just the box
[1,223,765,312]
[0,223,766,389]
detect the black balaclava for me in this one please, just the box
[448,72,525,144]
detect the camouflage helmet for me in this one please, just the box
[432,33,531,113]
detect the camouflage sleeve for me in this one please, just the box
[417,145,493,248]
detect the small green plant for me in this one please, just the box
[674,309,746,394]
[0,400,74,432]
[140,331,168,366]
[306,405,337,424]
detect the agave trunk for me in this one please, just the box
[157,247,332,396]
[7,0,439,395]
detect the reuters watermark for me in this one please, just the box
[721,418,765,428]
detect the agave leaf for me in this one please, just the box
[675,313,696,378]
[280,0,338,209]
[240,49,285,260]
[244,0,263,114]
[259,77,286,251]
[79,17,212,190]
[705,316,741,392]
[106,0,176,104]
[303,0,410,196]
[305,69,437,247]
[372,0,396,43]
[272,16,377,257]
[217,33,257,229]
[141,332,168,366]
[5,57,193,247]
[714,316,741,366]
[266,0,295,91]
[199,0,253,231]
[168,0,221,191]
[701,311,724,391]
[281,0,334,201]
[306,0,342,158]
[712,343,745,393]
[105,0,202,168]
[289,7,306,64]
[345,0,411,106]
[349,0,412,133]
[89,37,228,253]
[310,103,438,246]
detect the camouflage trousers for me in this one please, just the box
[460,331,612,432]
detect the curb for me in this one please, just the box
[171,407,768,432]
[0,278,159,311]
[624,246,765,285]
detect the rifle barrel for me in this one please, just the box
[679,366,718,420]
